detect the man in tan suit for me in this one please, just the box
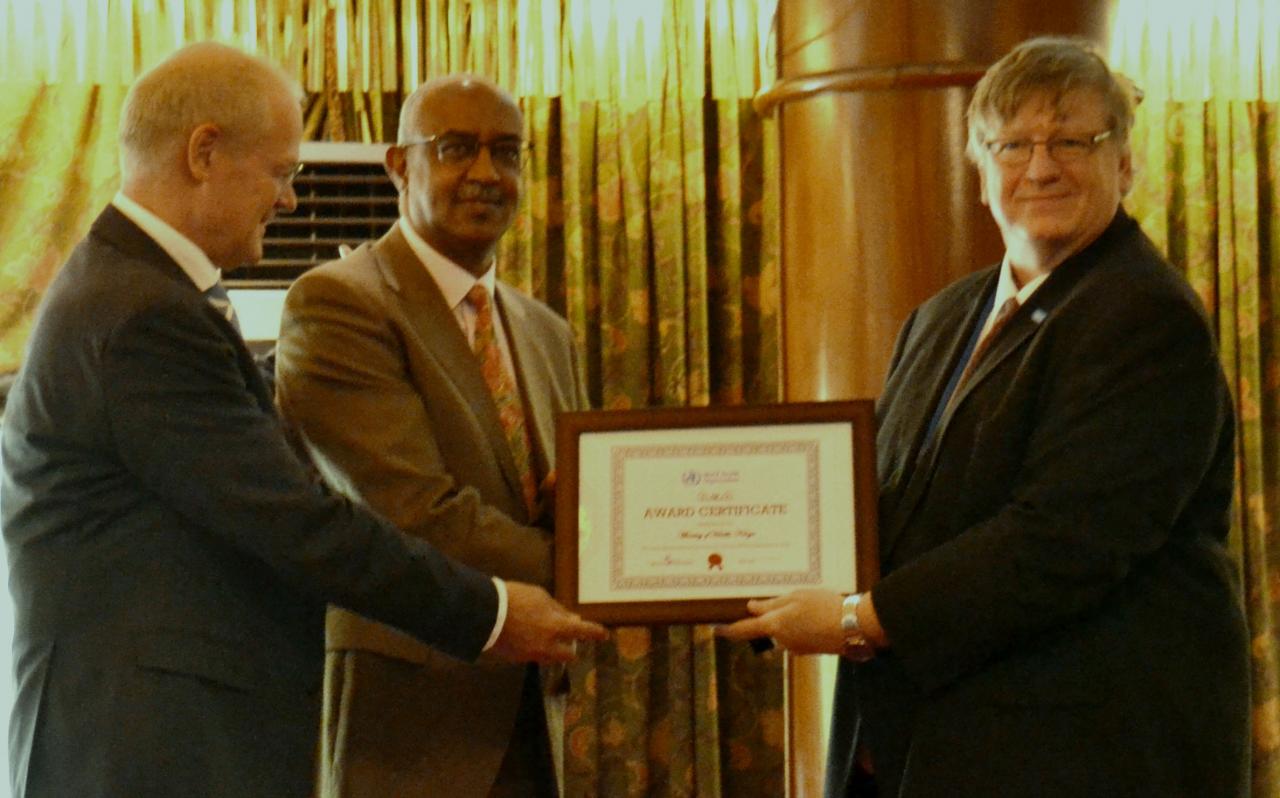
[275,75,587,797]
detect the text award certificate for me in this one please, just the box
[554,401,878,624]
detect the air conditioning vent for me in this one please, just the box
[228,142,395,288]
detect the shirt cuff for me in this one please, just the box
[481,576,508,652]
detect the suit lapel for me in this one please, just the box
[939,216,1133,428]
[929,302,1037,446]
[905,279,996,467]
[368,227,527,504]
[885,211,1137,561]
[92,205,274,413]
[893,287,1042,554]
[880,275,995,559]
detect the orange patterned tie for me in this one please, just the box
[467,284,539,517]
[942,295,1022,419]
[962,295,1022,385]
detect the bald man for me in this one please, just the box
[1,46,603,798]
[275,76,586,796]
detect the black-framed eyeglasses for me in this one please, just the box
[400,133,530,171]
[984,129,1114,166]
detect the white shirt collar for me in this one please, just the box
[398,218,496,308]
[993,253,1050,311]
[111,192,222,292]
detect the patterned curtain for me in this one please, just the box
[0,81,125,372]
[1112,3,1280,795]
[0,0,784,794]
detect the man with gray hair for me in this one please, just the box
[720,37,1249,796]
[276,74,585,797]
[2,42,604,798]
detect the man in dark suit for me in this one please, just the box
[0,42,604,798]
[720,37,1249,796]
[275,75,585,797]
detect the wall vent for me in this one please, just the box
[228,141,394,288]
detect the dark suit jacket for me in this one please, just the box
[826,212,1250,797]
[0,206,499,798]
[275,226,589,795]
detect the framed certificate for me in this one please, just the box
[554,401,879,625]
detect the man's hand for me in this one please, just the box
[715,589,846,655]
[490,581,608,664]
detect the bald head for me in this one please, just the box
[388,74,524,275]
[397,74,520,145]
[119,42,302,180]
[116,42,304,270]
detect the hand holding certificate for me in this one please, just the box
[715,589,846,655]
[555,401,879,625]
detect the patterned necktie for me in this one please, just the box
[943,295,1021,418]
[966,295,1022,379]
[467,284,539,517]
[203,281,242,334]
[957,297,1024,389]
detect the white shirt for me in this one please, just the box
[399,218,519,383]
[111,196,508,652]
[112,192,222,292]
[398,218,511,651]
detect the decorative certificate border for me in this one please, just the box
[554,400,879,625]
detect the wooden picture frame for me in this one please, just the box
[554,400,879,625]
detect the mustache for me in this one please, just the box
[456,183,507,203]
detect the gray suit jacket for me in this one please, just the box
[275,225,588,795]
[826,211,1250,797]
[1,206,498,798]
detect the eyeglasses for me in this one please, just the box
[275,161,305,190]
[983,129,1114,166]
[400,133,529,171]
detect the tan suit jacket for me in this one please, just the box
[275,225,589,796]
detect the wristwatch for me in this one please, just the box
[840,593,876,662]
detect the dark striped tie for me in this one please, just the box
[203,281,242,334]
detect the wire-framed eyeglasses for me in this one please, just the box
[274,161,305,190]
[983,129,1114,166]
[400,133,530,171]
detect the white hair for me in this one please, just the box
[119,42,302,177]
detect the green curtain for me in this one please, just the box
[1113,4,1280,794]
[519,93,784,794]
[0,1,784,794]
[1131,99,1280,798]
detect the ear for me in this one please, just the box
[384,145,407,192]
[976,161,991,207]
[187,123,221,183]
[1117,147,1135,197]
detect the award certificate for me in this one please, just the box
[555,401,878,624]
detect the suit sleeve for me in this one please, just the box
[871,280,1231,692]
[101,298,498,662]
[274,268,554,587]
